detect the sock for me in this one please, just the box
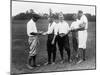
[32,55,36,66]
[83,49,86,61]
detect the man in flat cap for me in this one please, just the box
[26,9,42,69]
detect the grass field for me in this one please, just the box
[11,19,96,74]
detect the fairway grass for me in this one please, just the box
[11,19,96,74]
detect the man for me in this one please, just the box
[56,12,71,63]
[70,14,79,61]
[71,11,88,64]
[76,10,88,64]
[43,17,57,65]
[26,11,42,69]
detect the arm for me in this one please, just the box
[30,31,43,35]
[43,23,54,35]
[51,23,57,45]
[75,15,88,31]
[51,34,57,45]
[71,22,86,32]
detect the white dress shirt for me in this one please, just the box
[70,19,80,30]
[57,21,70,35]
[46,22,58,35]
[79,15,88,29]
[27,19,37,36]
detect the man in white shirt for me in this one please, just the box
[56,12,71,63]
[70,14,79,61]
[43,17,57,65]
[70,10,88,64]
[43,12,71,64]
[76,10,88,64]
[26,13,42,69]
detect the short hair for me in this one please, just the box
[78,10,83,14]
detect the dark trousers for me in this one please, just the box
[71,37,78,61]
[72,37,78,52]
[78,48,86,61]
[28,55,36,67]
[72,37,78,58]
[57,35,70,61]
[47,34,57,63]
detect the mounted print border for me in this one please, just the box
[11,0,96,74]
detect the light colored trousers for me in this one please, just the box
[78,30,88,49]
[28,36,39,56]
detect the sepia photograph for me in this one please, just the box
[11,0,96,74]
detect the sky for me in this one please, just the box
[12,1,96,16]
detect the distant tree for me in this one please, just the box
[91,15,96,21]
[12,10,96,22]
[26,10,29,14]
[49,8,52,17]
[13,11,41,20]
[85,14,96,22]
[30,9,35,14]
[64,13,73,21]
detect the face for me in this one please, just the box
[78,13,83,19]
[73,14,78,20]
[58,15,64,22]
[32,17,37,22]
[58,12,64,21]
[59,16,63,21]
[48,18,54,23]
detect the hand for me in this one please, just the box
[51,40,55,45]
[42,32,47,35]
[38,31,43,34]
[29,50,32,54]
[79,24,83,27]
[59,33,65,37]
[71,27,75,31]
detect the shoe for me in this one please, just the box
[37,64,40,66]
[68,59,72,63]
[76,59,83,64]
[51,62,56,65]
[60,60,64,64]
[83,58,86,61]
[33,64,40,67]
[26,64,33,69]
[44,62,51,65]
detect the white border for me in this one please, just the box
[0,0,99,75]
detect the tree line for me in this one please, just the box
[12,10,96,22]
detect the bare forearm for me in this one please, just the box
[52,35,56,42]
